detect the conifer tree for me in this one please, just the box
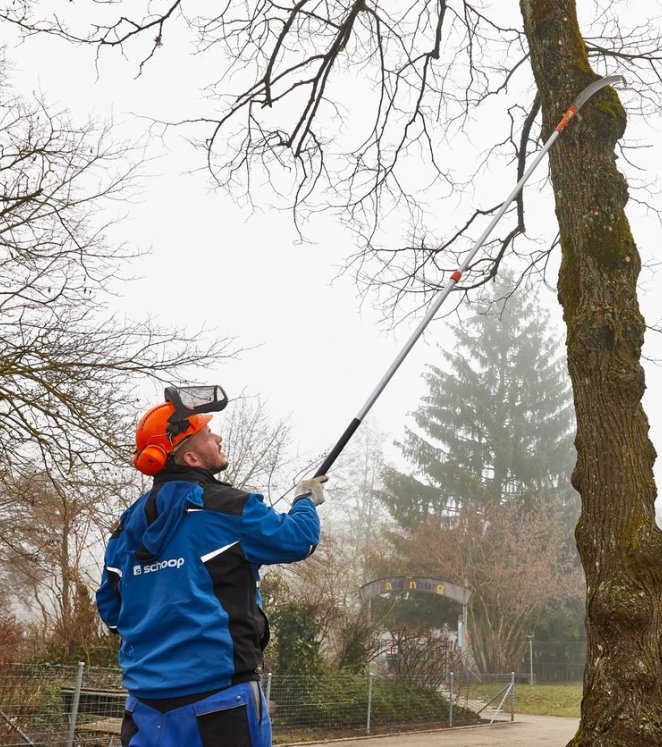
[380,280,576,526]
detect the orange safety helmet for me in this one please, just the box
[133,402,212,476]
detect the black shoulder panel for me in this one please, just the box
[203,483,251,516]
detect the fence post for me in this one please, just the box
[366,673,374,735]
[510,672,515,722]
[449,671,454,728]
[265,672,272,704]
[66,661,85,747]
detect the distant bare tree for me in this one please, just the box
[330,424,388,583]
[221,394,299,497]
[0,74,236,490]
[0,468,132,647]
[403,498,584,674]
[0,62,237,644]
[0,608,23,663]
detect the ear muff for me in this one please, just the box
[133,444,168,476]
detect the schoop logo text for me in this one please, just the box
[133,558,185,575]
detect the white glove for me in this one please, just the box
[294,475,328,506]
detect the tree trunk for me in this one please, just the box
[520,2,662,744]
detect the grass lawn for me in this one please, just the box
[470,682,582,718]
[512,683,582,717]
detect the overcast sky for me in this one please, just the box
[6,16,662,495]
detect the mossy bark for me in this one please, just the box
[520,1,662,744]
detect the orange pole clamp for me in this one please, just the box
[555,104,578,133]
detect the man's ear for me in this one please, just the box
[181,449,202,468]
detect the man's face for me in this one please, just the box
[180,425,229,474]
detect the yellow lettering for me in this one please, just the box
[435,584,445,595]
[407,580,417,590]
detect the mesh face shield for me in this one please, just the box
[165,385,228,413]
[164,385,229,439]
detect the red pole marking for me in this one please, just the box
[451,270,462,282]
[555,104,578,133]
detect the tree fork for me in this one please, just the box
[520,1,662,745]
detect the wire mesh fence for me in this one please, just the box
[0,662,124,746]
[0,663,516,746]
[532,641,586,683]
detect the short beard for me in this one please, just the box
[209,460,229,475]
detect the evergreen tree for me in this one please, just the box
[380,279,576,526]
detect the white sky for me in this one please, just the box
[6,16,662,499]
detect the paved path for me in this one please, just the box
[291,714,578,746]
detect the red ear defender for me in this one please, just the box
[133,444,168,476]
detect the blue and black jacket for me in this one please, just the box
[96,464,320,699]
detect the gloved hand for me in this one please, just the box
[294,475,329,506]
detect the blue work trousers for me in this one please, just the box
[120,681,272,747]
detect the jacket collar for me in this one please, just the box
[152,463,231,487]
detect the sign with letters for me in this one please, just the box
[360,576,471,606]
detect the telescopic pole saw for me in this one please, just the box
[313,74,625,479]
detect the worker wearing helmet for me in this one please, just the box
[96,395,326,747]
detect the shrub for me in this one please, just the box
[270,671,479,731]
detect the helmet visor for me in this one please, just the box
[164,385,229,415]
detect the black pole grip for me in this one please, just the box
[314,418,362,477]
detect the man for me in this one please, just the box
[97,395,327,747]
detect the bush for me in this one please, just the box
[270,671,479,731]
[269,602,324,676]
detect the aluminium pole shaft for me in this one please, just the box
[314,74,624,479]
